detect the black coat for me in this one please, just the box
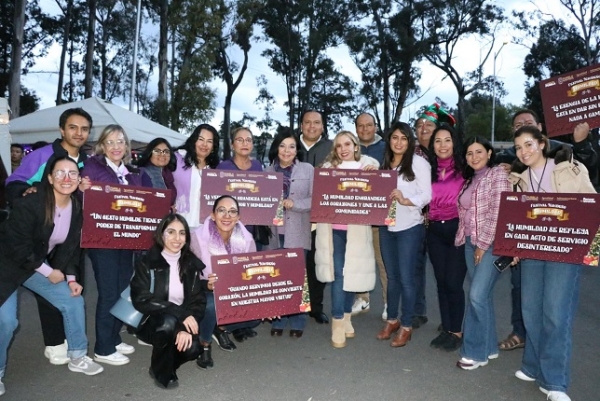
[0,186,83,307]
[131,245,207,325]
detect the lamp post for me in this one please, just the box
[129,0,142,111]
[491,41,508,146]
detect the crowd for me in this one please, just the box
[0,105,597,401]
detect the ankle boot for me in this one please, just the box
[343,313,355,338]
[391,327,412,347]
[196,343,214,369]
[331,318,346,348]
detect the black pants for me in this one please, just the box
[427,219,467,333]
[137,314,201,387]
[306,230,326,314]
[35,294,65,346]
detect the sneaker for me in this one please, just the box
[547,391,571,401]
[212,327,236,352]
[196,344,214,369]
[115,342,135,355]
[412,315,428,329]
[539,387,549,395]
[430,331,451,349]
[0,378,5,396]
[456,357,488,370]
[381,304,387,322]
[351,298,370,315]
[68,356,104,375]
[94,352,130,366]
[137,339,152,347]
[440,333,463,352]
[515,370,535,382]
[488,353,499,360]
[44,341,70,365]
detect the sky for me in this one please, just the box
[19,0,568,136]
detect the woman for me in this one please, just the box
[172,124,220,228]
[454,136,511,370]
[217,127,263,171]
[137,137,177,207]
[426,124,467,352]
[0,157,103,396]
[509,126,595,401]
[81,125,152,366]
[131,214,208,389]
[315,131,379,348]
[265,130,314,338]
[376,122,431,347]
[190,195,260,369]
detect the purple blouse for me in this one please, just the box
[429,157,464,221]
[216,159,263,171]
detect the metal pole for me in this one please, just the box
[129,0,142,111]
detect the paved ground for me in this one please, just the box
[3,259,600,401]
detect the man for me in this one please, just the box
[10,144,24,172]
[496,109,597,352]
[5,108,96,365]
[297,110,332,324]
[351,113,387,320]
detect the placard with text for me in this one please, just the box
[81,183,171,250]
[310,168,397,225]
[494,192,600,266]
[200,170,284,225]
[540,64,600,137]
[212,248,309,325]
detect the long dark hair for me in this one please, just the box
[137,137,176,171]
[268,129,303,164]
[511,126,550,173]
[212,195,240,213]
[382,121,416,182]
[458,136,496,205]
[153,213,194,282]
[44,156,80,225]
[179,123,220,169]
[428,124,464,183]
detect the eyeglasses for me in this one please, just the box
[513,121,537,130]
[152,148,171,156]
[215,207,239,217]
[105,139,126,148]
[53,170,80,180]
[234,137,253,144]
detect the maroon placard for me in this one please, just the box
[212,248,308,325]
[81,183,171,250]
[310,168,397,225]
[494,192,600,266]
[200,170,284,226]
[540,64,600,137]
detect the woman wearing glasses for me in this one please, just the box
[81,125,152,367]
[190,196,260,370]
[0,157,103,396]
[217,127,263,171]
[173,124,220,228]
[137,138,177,208]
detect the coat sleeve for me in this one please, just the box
[290,164,314,212]
[477,167,511,250]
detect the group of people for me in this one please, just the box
[0,105,596,401]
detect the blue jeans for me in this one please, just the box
[200,292,260,343]
[331,230,354,319]
[460,238,501,362]
[88,249,134,356]
[520,259,581,392]
[510,264,526,339]
[379,224,425,327]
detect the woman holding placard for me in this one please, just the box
[315,131,379,348]
[508,126,595,401]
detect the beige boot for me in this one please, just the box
[331,318,346,348]
[344,313,355,338]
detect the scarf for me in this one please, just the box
[142,165,166,189]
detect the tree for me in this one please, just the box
[9,0,26,116]
[462,92,515,142]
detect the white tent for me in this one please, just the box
[8,97,188,150]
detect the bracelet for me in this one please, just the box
[67,280,76,284]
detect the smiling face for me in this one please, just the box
[514,133,546,169]
[433,130,453,160]
[278,137,297,167]
[48,159,80,197]
[465,142,491,172]
[211,197,240,240]
[60,114,90,154]
[232,129,253,157]
[335,133,358,161]
[389,129,409,158]
[101,130,127,165]
[150,142,171,168]
[355,114,376,145]
[415,118,437,148]
[162,219,186,254]
[196,129,215,162]
[301,111,324,145]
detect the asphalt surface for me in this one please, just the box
[3,258,599,401]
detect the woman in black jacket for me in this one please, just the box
[131,213,208,389]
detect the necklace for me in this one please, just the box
[528,158,548,193]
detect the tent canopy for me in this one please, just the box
[8,97,188,150]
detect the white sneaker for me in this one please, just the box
[488,353,499,360]
[0,378,5,396]
[351,298,370,316]
[68,356,104,375]
[137,339,152,347]
[94,352,130,366]
[381,304,388,321]
[540,387,549,395]
[456,357,488,370]
[115,342,135,355]
[515,370,535,382]
[44,341,69,365]
[547,391,571,401]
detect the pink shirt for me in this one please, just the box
[459,167,489,236]
[162,250,184,306]
[36,201,74,281]
[429,157,464,221]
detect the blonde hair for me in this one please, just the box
[321,131,361,167]
[93,124,132,163]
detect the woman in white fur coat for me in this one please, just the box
[315,131,379,348]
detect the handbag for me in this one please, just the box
[110,270,154,328]
[253,225,273,246]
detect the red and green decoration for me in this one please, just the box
[419,103,456,127]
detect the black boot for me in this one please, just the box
[196,344,214,369]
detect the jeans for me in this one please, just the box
[460,238,501,362]
[331,230,354,319]
[510,263,526,339]
[0,292,18,378]
[379,224,425,327]
[427,219,466,333]
[200,292,260,343]
[520,259,581,392]
[88,249,134,356]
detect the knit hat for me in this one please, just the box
[419,103,456,127]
